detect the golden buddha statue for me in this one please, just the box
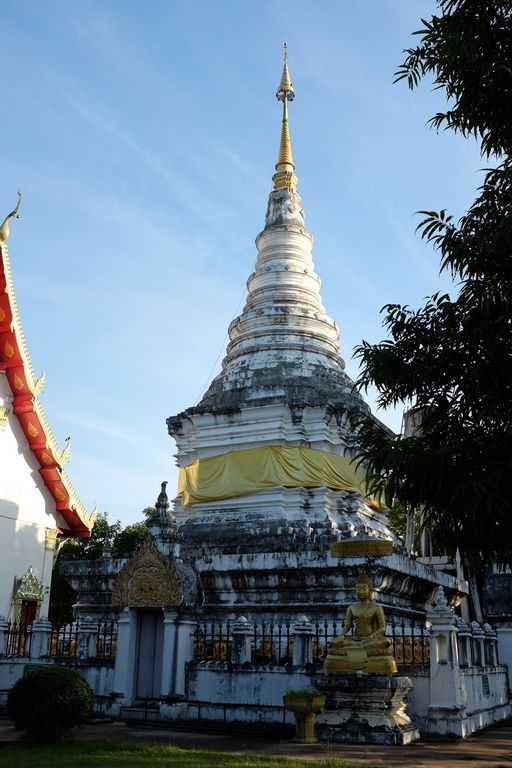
[323,574,397,675]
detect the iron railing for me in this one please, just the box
[1,621,117,660]
[193,619,429,666]
[49,623,78,658]
[95,622,117,660]
[4,622,32,657]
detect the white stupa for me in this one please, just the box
[167,51,461,621]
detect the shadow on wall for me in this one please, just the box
[0,498,48,620]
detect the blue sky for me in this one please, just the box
[1,1,482,527]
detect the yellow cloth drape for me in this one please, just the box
[178,445,367,506]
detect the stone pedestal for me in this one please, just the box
[314,673,419,745]
[283,693,326,743]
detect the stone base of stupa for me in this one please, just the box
[314,673,420,745]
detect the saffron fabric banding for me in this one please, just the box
[178,445,367,506]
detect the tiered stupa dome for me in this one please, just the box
[194,54,368,416]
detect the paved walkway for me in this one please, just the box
[1,717,512,767]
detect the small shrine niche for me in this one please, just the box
[12,566,44,625]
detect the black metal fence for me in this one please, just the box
[4,622,31,657]
[96,622,117,659]
[1,621,117,660]
[389,620,430,665]
[193,619,430,666]
[49,624,78,658]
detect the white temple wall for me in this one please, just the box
[496,627,512,690]
[399,667,430,726]
[167,662,511,733]
[181,664,310,725]
[0,659,116,716]
[461,666,510,716]
[79,662,116,709]
[0,658,32,700]
[0,373,58,619]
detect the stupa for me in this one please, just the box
[167,50,465,625]
[53,53,510,740]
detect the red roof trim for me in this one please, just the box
[0,243,91,537]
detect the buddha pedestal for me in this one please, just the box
[314,673,419,745]
[317,573,418,744]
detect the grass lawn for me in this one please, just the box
[0,741,383,768]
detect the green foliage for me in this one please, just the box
[394,1,512,159]
[7,666,93,743]
[58,513,122,562]
[355,1,512,565]
[111,522,147,558]
[49,514,147,623]
[0,742,376,768]
[385,501,422,548]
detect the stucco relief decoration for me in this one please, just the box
[45,528,57,551]
[0,404,9,430]
[111,536,182,609]
[265,188,305,229]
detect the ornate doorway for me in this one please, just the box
[135,609,164,699]
[112,537,184,703]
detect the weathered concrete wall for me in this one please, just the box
[176,662,433,728]
[179,662,312,725]
[0,658,36,703]
[0,658,116,716]
[399,666,430,728]
[484,572,512,622]
[461,666,510,716]
[60,557,126,623]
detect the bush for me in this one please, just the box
[7,665,94,742]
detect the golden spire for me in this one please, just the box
[273,44,298,192]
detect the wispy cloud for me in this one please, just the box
[71,451,176,523]
[50,408,142,445]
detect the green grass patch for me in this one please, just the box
[0,741,382,768]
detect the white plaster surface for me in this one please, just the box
[496,626,512,689]
[0,373,60,618]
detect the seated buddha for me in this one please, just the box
[323,574,397,675]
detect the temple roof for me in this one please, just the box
[0,233,96,537]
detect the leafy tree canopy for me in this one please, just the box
[355,0,512,565]
[49,513,148,623]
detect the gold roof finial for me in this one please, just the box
[277,42,294,102]
[273,44,298,192]
[0,190,21,244]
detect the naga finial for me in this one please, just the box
[58,437,71,468]
[0,190,21,244]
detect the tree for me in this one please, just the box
[355,1,512,565]
[111,522,148,558]
[57,513,122,562]
[8,666,93,742]
[49,513,147,623]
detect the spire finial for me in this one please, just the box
[273,46,297,192]
[0,190,21,244]
[276,43,295,103]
